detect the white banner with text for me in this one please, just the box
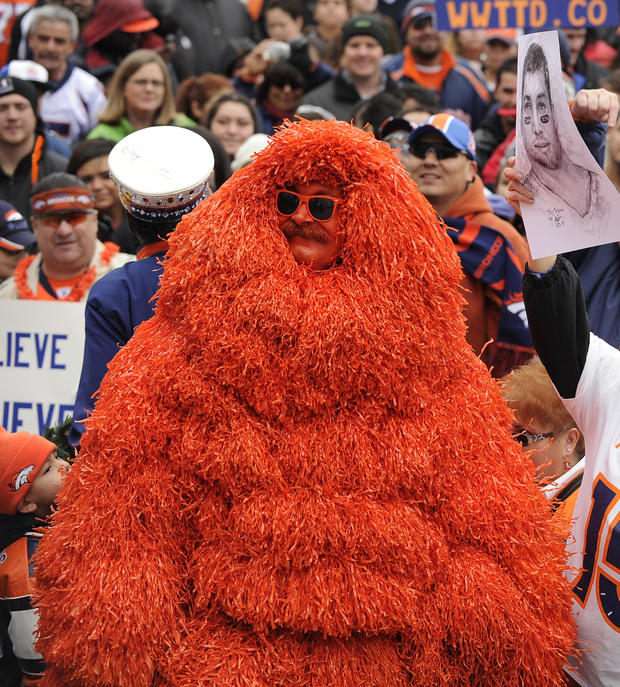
[0,300,85,435]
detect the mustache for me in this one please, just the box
[280,220,331,244]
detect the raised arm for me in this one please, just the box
[504,159,588,397]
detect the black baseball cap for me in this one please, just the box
[0,201,36,252]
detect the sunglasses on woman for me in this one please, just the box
[513,429,555,448]
[409,140,463,160]
[276,189,341,222]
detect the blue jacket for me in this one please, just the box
[70,251,166,446]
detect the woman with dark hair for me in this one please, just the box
[175,72,233,123]
[255,62,305,134]
[204,92,261,159]
[68,138,139,254]
[87,49,194,142]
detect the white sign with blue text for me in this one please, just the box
[0,300,85,435]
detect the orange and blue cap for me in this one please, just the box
[408,113,476,161]
[0,427,56,515]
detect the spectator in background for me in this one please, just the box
[0,428,68,687]
[67,138,139,254]
[352,91,403,135]
[233,34,334,105]
[219,36,257,78]
[501,356,585,545]
[481,29,517,92]
[27,5,108,145]
[255,62,305,134]
[384,0,491,129]
[0,201,36,284]
[306,0,349,69]
[0,76,66,219]
[475,56,518,186]
[61,0,95,32]
[301,14,400,121]
[170,0,257,80]
[0,172,133,301]
[0,59,72,159]
[263,0,304,41]
[87,49,194,143]
[448,29,486,81]
[0,0,36,66]
[406,113,531,375]
[502,356,584,483]
[175,72,233,123]
[377,115,414,171]
[77,0,163,83]
[205,92,260,160]
[377,0,408,22]
[349,0,401,55]
[561,26,609,91]
[397,80,439,119]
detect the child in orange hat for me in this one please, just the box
[0,428,68,686]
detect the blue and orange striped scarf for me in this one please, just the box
[444,217,534,376]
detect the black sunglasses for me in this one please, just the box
[409,140,462,160]
[276,189,341,222]
[513,430,555,449]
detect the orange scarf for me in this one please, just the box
[399,47,456,91]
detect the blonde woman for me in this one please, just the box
[87,49,194,142]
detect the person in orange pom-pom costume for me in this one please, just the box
[33,119,575,686]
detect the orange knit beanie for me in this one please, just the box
[0,427,55,515]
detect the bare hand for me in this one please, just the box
[503,156,534,218]
[238,39,272,78]
[571,88,619,127]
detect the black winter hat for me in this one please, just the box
[0,76,39,115]
[341,14,389,53]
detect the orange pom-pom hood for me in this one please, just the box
[33,120,575,687]
[155,119,466,421]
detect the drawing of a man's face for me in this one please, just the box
[521,44,562,171]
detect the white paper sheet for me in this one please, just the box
[516,30,620,259]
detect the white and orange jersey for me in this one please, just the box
[562,334,620,687]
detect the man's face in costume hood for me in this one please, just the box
[276,181,344,271]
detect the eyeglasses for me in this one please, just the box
[128,78,165,88]
[36,211,95,229]
[410,140,462,160]
[276,189,341,222]
[513,430,555,448]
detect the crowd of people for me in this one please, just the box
[0,0,619,685]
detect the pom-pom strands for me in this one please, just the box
[34,120,574,686]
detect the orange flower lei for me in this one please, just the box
[14,242,120,301]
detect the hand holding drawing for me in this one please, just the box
[504,158,555,272]
[504,157,533,218]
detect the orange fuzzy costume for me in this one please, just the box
[34,120,574,686]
